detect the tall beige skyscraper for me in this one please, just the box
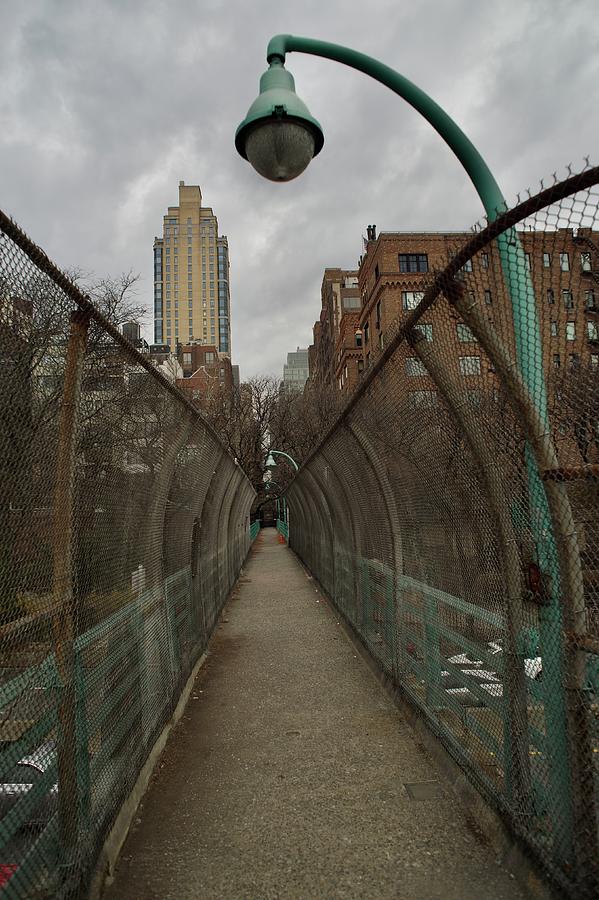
[153,182,231,355]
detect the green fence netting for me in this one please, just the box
[0,212,255,898]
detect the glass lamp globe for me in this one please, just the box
[236,61,324,183]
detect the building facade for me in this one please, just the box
[175,341,233,408]
[308,268,361,395]
[282,347,310,392]
[153,182,232,356]
[356,228,599,406]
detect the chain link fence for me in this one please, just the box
[286,166,599,900]
[0,212,255,897]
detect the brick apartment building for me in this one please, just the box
[307,268,361,393]
[175,341,233,407]
[356,226,598,408]
[309,227,598,407]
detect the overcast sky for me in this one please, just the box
[1,0,598,379]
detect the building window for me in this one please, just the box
[559,252,570,271]
[585,289,596,309]
[462,259,472,272]
[457,323,477,342]
[459,356,481,376]
[484,290,492,305]
[587,320,598,341]
[550,321,558,337]
[416,323,433,341]
[378,333,384,350]
[401,291,425,310]
[405,357,427,376]
[364,322,369,344]
[581,252,592,272]
[376,300,382,329]
[569,352,580,371]
[409,390,437,408]
[358,359,364,373]
[562,290,574,309]
[566,322,576,341]
[399,253,428,273]
[591,354,598,367]
[525,253,531,271]
[553,353,560,369]
[543,252,551,268]
[183,352,192,364]
[355,330,362,348]
[375,263,380,281]
[547,288,555,305]
[481,253,489,270]
[468,390,482,408]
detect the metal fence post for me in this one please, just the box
[423,592,441,708]
[51,309,90,872]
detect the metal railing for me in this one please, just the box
[0,212,255,898]
[285,165,599,900]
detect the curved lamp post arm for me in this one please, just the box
[268,448,299,471]
[267,35,505,218]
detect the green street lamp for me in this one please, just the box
[235,58,323,182]
[265,449,299,471]
[238,34,572,861]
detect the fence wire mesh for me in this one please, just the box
[0,214,255,898]
[287,166,599,900]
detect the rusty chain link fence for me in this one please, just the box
[286,166,599,900]
[0,212,256,898]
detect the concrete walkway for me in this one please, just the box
[105,528,526,900]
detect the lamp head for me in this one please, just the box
[235,59,324,182]
[265,452,277,468]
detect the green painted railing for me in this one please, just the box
[250,520,261,541]
[333,553,599,854]
[276,518,289,541]
[0,559,238,897]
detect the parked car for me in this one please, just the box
[0,742,57,828]
[441,639,542,704]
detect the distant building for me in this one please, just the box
[153,181,232,356]
[176,341,233,406]
[122,321,141,344]
[148,344,181,382]
[308,268,360,394]
[282,347,310,392]
[232,365,240,389]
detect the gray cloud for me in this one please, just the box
[1,0,598,378]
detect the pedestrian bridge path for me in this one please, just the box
[105,528,524,900]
